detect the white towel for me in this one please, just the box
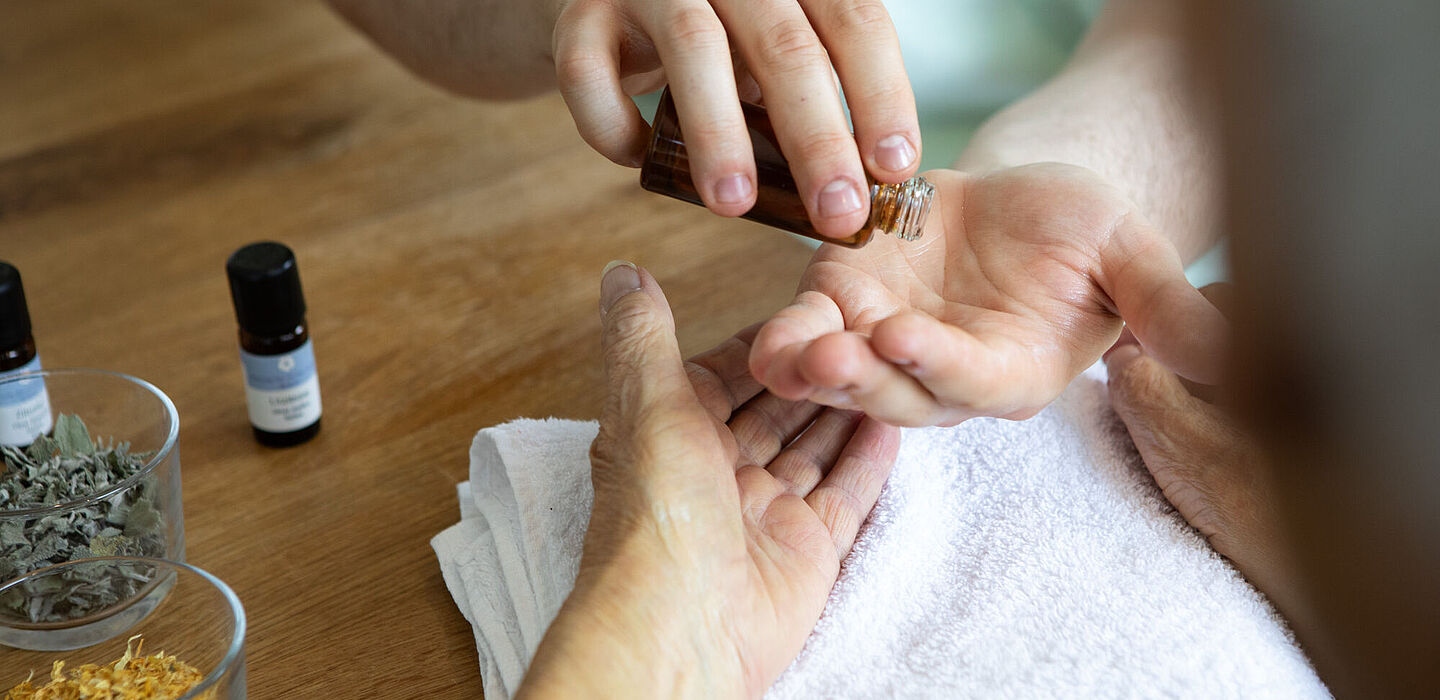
[431,366,1329,698]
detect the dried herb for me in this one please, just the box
[0,415,166,622]
[4,634,213,700]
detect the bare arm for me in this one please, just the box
[326,0,560,99]
[957,0,1221,262]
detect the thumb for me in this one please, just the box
[598,260,690,420]
[1100,214,1229,385]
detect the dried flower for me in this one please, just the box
[4,634,212,699]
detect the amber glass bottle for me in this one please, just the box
[641,87,933,248]
[226,242,322,447]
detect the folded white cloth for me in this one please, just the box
[432,366,1329,698]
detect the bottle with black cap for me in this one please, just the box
[0,261,54,447]
[226,242,322,447]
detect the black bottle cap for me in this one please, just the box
[0,261,33,351]
[226,242,307,337]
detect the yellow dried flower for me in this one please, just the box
[4,635,213,700]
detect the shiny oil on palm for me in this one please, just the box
[640,87,933,248]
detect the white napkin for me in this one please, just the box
[432,366,1329,698]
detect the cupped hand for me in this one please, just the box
[520,262,900,698]
[750,163,1229,426]
[550,0,921,238]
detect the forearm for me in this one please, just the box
[955,0,1221,262]
[326,0,559,99]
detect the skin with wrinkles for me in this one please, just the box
[520,266,899,699]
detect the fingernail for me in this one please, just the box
[713,173,753,205]
[818,179,864,219]
[875,134,916,172]
[600,260,641,314]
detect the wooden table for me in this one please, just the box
[1,1,812,695]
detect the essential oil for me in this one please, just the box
[0,261,52,447]
[225,242,322,447]
[640,87,933,248]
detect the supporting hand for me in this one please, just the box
[520,262,900,698]
[1104,293,1305,633]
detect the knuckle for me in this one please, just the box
[791,131,857,167]
[829,1,893,35]
[851,83,912,115]
[578,119,639,161]
[677,119,746,154]
[554,42,608,89]
[603,297,661,344]
[755,20,827,73]
[664,6,727,49]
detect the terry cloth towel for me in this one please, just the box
[431,365,1329,698]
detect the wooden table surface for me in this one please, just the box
[1,1,812,695]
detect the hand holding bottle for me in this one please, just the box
[748,164,1229,427]
[549,0,922,239]
[328,0,922,238]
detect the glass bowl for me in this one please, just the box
[0,369,184,597]
[0,557,245,697]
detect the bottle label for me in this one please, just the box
[0,355,54,447]
[240,341,322,433]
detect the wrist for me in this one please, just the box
[520,544,746,699]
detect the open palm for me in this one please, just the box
[750,163,1226,426]
[530,268,898,698]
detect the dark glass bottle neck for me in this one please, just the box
[239,322,308,355]
[0,335,38,372]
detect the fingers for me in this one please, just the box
[1105,344,1200,443]
[711,0,871,238]
[553,5,653,167]
[1103,344,1247,541]
[765,409,862,496]
[869,312,1072,422]
[804,416,900,559]
[728,394,824,468]
[1100,213,1230,385]
[636,4,757,217]
[799,0,920,182]
[1104,344,1298,614]
[686,323,765,421]
[750,291,847,399]
[795,331,940,426]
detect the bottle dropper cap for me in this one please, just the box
[0,261,33,350]
[226,242,307,337]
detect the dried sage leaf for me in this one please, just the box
[0,414,166,623]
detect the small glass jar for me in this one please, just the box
[0,370,184,588]
[0,557,246,698]
[641,87,934,248]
